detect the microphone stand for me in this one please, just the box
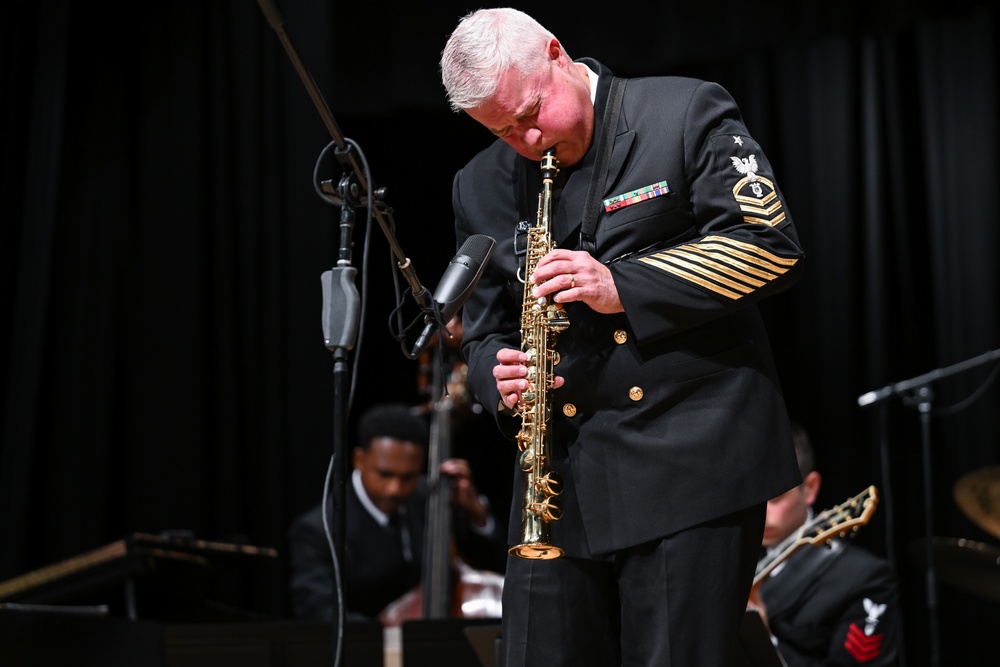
[857,346,1000,667]
[257,0,434,659]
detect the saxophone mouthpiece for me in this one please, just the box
[540,148,559,183]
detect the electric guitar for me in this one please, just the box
[754,485,879,587]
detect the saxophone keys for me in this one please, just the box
[518,448,535,470]
[515,431,532,452]
[539,498,563,522]
[536,471,563,497]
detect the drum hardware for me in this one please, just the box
[954,465,1000,541]
[907,536,1000,602]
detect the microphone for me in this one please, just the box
[410,234,496,357]
[857,386,893,407]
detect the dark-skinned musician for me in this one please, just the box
[287,402,506,622]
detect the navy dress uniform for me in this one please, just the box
[760,540,900,665]
[453,58,806,666]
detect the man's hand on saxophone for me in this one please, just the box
[495,246,625,411]
[493,347,565,411]
[531,248,625,315]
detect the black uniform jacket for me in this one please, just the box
[287,477,506,620]
[760,540,900,666]
[453,59,806,558]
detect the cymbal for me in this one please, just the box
[907,537,1000,602]
[954,466,1000,540]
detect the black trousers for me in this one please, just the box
[501,503,766,667]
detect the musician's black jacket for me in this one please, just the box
[760,540,900,665]
[453,58,806,558]
[287,476,506,621]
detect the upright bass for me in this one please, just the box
[379,323,504,625]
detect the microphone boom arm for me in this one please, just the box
[257,0,431,311]
[857,347,1000,407]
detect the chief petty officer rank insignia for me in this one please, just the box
[729,145,785,227]
[633,135,797,301]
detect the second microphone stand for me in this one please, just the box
[858,346,1000,667]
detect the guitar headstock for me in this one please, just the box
[802,485,879,545]
[754,485,880,588]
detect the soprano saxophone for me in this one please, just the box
[510,148,568,560]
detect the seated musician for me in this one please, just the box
[287,402,506,622]
[747,423,900,666]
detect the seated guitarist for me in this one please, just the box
[747,423,900,666]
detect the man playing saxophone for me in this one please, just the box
[441,9,805,667]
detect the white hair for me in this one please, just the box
[440,8,564,112]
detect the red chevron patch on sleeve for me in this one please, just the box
[844,623,883,662]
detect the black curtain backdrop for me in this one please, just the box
[3,0,999,662]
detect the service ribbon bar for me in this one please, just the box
[604,180,670,212]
